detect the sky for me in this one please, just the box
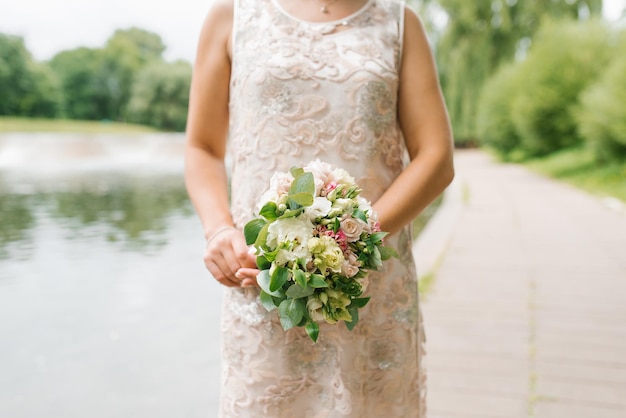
[1,0,625,63]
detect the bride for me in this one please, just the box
[185,0,454,416]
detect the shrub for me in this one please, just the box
[127,60,192,131]
[509,19,612,157]
[476,63,523,159]
[576,30,626,162]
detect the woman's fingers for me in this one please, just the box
[204,227,261,288]
[204,259,240,287]
[235,267,260,284]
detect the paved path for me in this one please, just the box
[420,150,626,418]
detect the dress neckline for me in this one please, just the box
[270,0,375,26]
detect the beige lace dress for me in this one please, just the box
[222,0,426,416]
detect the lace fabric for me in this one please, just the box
[222,0,426,416]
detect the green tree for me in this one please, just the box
[510,19,610,157]
[476,62,522,159]
[100,27,166,121]
[478,19,611,158]
[0,33,61,117]
[433,0,602,144]
[127,60,192,131]
[50,47,110,120]
[0,34,32,115]
[577,30,626,161]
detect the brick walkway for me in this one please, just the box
[420,150,626,418]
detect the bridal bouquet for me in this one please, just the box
[244,160,397,342]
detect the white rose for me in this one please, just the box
[304,197,332,221]
[269,171,294,197]
[257,172,294,210]
[258,189,279,209]
[330,168,355,186]
[304,159,333,184]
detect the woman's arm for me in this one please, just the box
[373,7,455,235]
[185,0,256,287]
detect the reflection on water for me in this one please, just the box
[0,134,222,418]
[0,173,193,259]
[0,193,35,258]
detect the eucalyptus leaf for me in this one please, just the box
[289,192,314,207]
[257,270,283,297]
[286,283,314,299]
[244,219,267,246]
[289,172,315,196]
[259,290,278,312]
[290,167,305,178]
[305,321,320,343]
[270,266,290,292]
[278,298,305,331]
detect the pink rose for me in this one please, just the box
[340,216,364,242]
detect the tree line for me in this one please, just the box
[2,2,625,161]
[0,28,191,131]
[413,0,625,161]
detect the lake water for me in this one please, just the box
[0,133,438,417]
[0,133,222,417]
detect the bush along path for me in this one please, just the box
[421,150,626,418]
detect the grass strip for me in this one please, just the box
[524,147,626,202]
[0,117,157,134]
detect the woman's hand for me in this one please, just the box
[204,226,260,288]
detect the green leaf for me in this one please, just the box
[345,307,359,331]
[244,219,267,246]
[305,321,319,343]
[369,232,388,244]
[278,298,306,331]
[289,192,314,207]
[259,290,278,312]
[254,223,270,248]
[270,266,290,292]
[353,208,367,222]
[308,274,329,288]
[257,270,283,297]
[285,283,314,299]
[289,172,315,196]
[293,269,307,288]
[371,246,382,267]
[280,207,304,218]
[349,297,370,309]
[379,246,399,261]
[256,255,271,270]
[259,202,278,221]
[290,167,305,178]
